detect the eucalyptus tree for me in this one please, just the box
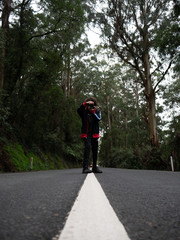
[154,0,180,73]
[76,45,145,147]
[0,0,88,149]
[0,0,12,93]
[95,0,174,147]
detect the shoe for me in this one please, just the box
[82,168,92,174]
[92,166,103,173]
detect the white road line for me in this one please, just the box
[57,173,131,240]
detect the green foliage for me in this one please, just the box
[5,143,44,171]
[0,0,179,172]
[100,140,168,170]
[104,148,139,169]
[154,0,180,72]
[160,115,180,171]
[4,143,70,172]
[65,142,83,166]
[11,86,83,166]
[0,93,12,135]
[99,126,169,170]
[0,0,87,172]
[0,141,15,172]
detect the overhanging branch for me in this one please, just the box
[25,29,58,44]
[154,59,173,91]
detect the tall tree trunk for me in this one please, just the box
[144,52,159,147]
[135,79,139,119]
[106,95,111,130]
[123,90,128,149]
[135,78,139,141]
[61,46,72,97]
[0,0,12,91]
[61,70,67,96]
[0,48,5,90]
[124,110,127,148]
[100,0,171,148]
[67,52,71,97]
[149,89,158,146]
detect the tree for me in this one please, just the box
[95,0,174,146]
[154,0,180,73]
[161,75,180,170]
[0,0,12,91]
[0,0,87,167]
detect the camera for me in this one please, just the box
[88,104,94,109]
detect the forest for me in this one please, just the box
[0,0,179,172]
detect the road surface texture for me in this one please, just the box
[0,169,86,240]
[96,168,180,240]
[0,168,180,240]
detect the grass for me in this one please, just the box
[4,143,68,172]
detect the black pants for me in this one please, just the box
[83,137,98,169]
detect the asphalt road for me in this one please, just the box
[0,168,180,240]
[96,168,180,240]
[0,169,86,240]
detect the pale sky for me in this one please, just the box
[86,27,102,47]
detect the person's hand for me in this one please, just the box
[88,107,95,113]
[86,101,94,105]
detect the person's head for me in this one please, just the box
[85,97,98,106]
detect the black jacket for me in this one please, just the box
[77,102,101,138]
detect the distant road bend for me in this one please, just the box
[0,168,179,240]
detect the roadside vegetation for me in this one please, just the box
[0,0,179,172]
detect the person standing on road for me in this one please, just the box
[77,97,102,174]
